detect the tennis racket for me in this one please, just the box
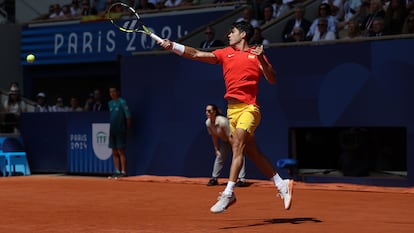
[107,2,163,43]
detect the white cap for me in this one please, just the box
[37,92,46,98]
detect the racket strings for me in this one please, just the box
[108,2,144,32]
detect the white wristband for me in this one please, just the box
[172,42,185,55]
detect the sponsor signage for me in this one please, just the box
[21,8,233,65]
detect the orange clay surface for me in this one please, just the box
[0,175,413,233]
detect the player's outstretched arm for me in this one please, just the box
[159,39,218,64]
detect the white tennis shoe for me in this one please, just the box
[210,192,236,213]
[278,179,294,210]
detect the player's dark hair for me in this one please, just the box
[231,21,254,42]
[207,104,224,116]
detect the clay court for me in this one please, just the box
[1,175,413,233]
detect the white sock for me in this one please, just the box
[272,173,284,190]
[223,181,236,195]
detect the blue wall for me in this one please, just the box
[20,38,414,185]
[120,38,414,184]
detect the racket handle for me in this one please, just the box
[150,33,163,43]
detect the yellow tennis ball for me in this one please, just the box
[26,54,35,63]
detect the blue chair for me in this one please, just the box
[0,155,6,177]
[0,137,31,176]
[276,158,298,178]
[0,137,7,176]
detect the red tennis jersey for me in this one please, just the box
[213,46,271,106]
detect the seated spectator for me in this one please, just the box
[70,0,82,16]
[250,27,270,47]
[68,97,83,112]
[48,4,63,19]
[290,26,306,42]
[136,0,156,10]
[51,97,68,112]
[336,0,363,30]
[80,0,98,16]
[341,20,365,39]
[164,0,183,8]
[401,13,414,34]
[306,3,337,40]
[383,0,408,35]
[272,0,290,18]
[181,0,198,7]
[199,26,225,49]
[60,4,74,19]
[361,0,386,36]
[148,0,165,10]
[282,4,311,42]
[85,89,108,111]
[236,6,260,28]
[312,17,337,41]
[35,92,51,112]
[368,17,389,37]
[261,4,275,26]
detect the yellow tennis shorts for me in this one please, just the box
[227,103,261,135]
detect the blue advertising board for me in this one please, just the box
[20,8,234,65]
[67,112,113,174]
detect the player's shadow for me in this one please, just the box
[220,217,322,229]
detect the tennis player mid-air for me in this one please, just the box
[159,21,294,214]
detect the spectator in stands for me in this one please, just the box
[181,0,199,7]
[261,4,275,26]
[136,0,156,10]
[383,0,408,35]
[236,6,260,28]
[336,0,362,32]
[48,4,63,19]
[341,20,365,39]
[361,0,386,35]
[80,0,98,16]
[61,4,74,19]
[355,0,372,26]
[339,0,363,26]
[272,0,290,18]
[3,85,27,115]
[68,97,83,111]
[51,97,68,112]
[250,27,270,47]
[148,0,165,10]
[368,17,389,36]
[312,17,337,41]
[290,26,306,42]
[200,26,225,49]
[306,3,337,40]
[83,93,94,111]
[282,4,311,42]
[254,0,270,21]
[85,89,108,111]
[164,0,183,8]
[401,13,414,33]
[35,92,51,112]
[98,0,118,17]
[70,0,82,16]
